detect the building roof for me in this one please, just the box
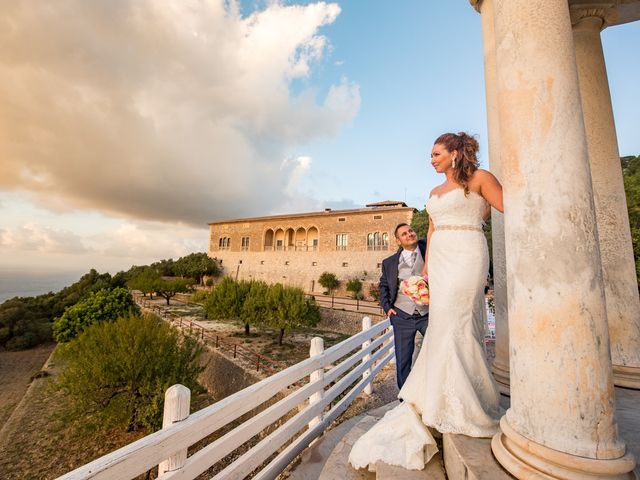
[208,202,415,226]
[364,200,408,208]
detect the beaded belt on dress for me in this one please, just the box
[435,224,483,232]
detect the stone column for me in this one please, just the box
[489,0,636,477]
[475,0,510,395]
[572,5,640,390]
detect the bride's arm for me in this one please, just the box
[478,170,503,214]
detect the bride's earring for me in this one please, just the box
[452,157,456,169]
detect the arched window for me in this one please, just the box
[264,229,274,251]
[307,227,319,251]
[274,229,285,251]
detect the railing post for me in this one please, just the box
[308,337,324,430]
[385,325,396,366]
[158,384,190,476]
[361,317,373,395]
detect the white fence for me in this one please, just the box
[57,317,394,480]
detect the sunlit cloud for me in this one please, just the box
[0,224,88,254]
[0,0,360,227]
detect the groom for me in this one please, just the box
[380,223,429,390]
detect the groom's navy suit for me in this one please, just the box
[380,239,428,390]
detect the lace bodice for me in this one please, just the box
[425,188,487,228]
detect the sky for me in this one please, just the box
[0,0,639,276]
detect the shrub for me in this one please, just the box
[191,289,209,303]
[346,278,363,299]
[52,287,139,343]
[369,284,381,302]
[318,272,340,295]
[56,313,204,432]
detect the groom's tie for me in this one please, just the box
[410,251,417,268]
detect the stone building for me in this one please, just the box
[207,201,415,296]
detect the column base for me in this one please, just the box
[613,364,640,390]
[492,361,511,396]
[491,417,637,480]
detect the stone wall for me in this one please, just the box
[317,307,386,336]
[199,347,262,402]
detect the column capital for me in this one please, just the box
[469,0,481,13]
[569,2,618,28]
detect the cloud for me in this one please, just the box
[0,0,359,226]
[0,219,208,273]
[92,222,207,260]
[282,155,312,195]
[0,224,88,254]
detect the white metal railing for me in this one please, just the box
[57,317,394,480]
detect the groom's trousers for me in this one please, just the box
[390,308,428,390]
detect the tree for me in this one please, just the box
[318,272,340,295]
[204,277,239,320]
[622,155,640,285]
[411,208,429,239]
[0,269,122,350]
[127,267,161,299]
[240,281,270,333]
[52,288,139,343]
[56,313,204,432]
[346,278,363,299]
[174,253,220,285]
[266,284,320,345]
[155,277,192,305]
[150,258,176,276]
[204,278,254,334]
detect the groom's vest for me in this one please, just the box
[394,250,429,315]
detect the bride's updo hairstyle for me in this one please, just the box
[434,132,480,196]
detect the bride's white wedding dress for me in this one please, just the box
[349,188,502,471]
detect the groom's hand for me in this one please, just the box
[387,308,397,317]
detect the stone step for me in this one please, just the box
[443,433,514,479]
[312,401,446,480]
[373,452,446,479]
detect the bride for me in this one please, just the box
[349,132,504,471]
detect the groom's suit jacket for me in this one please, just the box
[379,239,427,315]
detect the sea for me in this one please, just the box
[0,270,84,304]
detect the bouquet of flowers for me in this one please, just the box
[400,275,430,305]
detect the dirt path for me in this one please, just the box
[0,343,56,431]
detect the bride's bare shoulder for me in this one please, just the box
[429,183,447,198]
[473,169,497,180]
[470,169,499,187]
